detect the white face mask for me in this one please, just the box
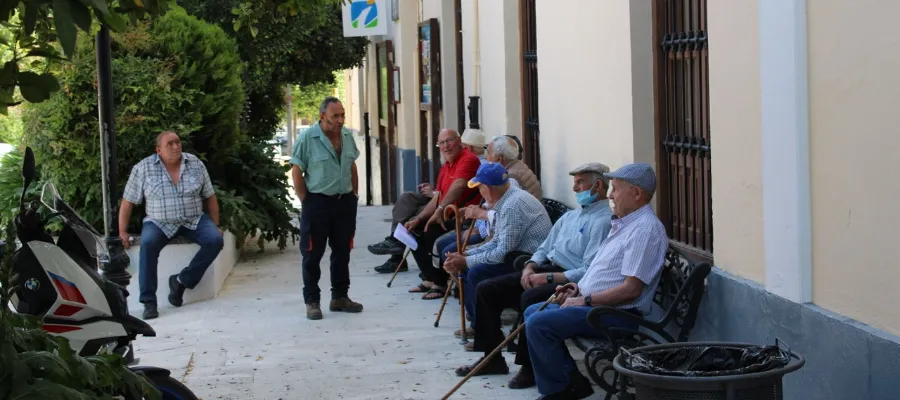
[482,202,492,209]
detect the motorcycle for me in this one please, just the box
[6,147,198,399]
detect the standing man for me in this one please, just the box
[120,131,225,320]
[290,96,363,320]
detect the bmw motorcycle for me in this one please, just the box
[6,147,198,399]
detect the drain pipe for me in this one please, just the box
[466,0,481,131]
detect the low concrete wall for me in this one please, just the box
[691,268,900,399]
[124,231,238,309]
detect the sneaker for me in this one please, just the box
[306,303,323,320]
[367,236,405,255]
[329,297,364,313]
[167,275,185,307]
[374,255,405,273]
[142,303,159,320]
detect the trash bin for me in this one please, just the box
[612,340,804,400]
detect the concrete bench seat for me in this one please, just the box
[124,231,238,309]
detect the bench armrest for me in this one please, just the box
[586,306,676,352]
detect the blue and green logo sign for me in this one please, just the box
[350,0,379,29]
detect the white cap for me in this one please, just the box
[461,128,486,147]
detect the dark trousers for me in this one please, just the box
[138,215,224,304]
[391,192,429,233]
[299,192,358,304]
[472,263,564,363]
[411,217,455,285]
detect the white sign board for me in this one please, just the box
[342,0,389,37]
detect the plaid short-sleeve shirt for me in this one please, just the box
[122,153,215,238]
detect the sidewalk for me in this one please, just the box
[131,206,607,399]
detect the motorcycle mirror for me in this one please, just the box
[20,147,36,209]
[22,147,35,181]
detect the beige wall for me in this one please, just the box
[808,0,900,336]
[707,0,765,283]
[460,0,521,140]
[534,0,654,205]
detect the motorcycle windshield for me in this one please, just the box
[40,182,109,261]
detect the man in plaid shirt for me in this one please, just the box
[444,163,552,338]
[119,131,224,320]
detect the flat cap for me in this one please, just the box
[604,163,657,194]
[569,162,611,183]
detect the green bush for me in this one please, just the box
[17,8,297,245]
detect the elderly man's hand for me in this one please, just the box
[561,296,587,309]
[418,183,434,198]
[462,205,488,221]
[553,283,579,305]
[520,263,536,289]
[444,252,467,275]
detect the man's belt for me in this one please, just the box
[312,192,353,199]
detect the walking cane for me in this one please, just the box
[434,221,476,327]
[440,283,577,400]
[435,205,469,344]
[386,246,411,288]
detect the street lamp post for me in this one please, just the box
[95,25,131,288]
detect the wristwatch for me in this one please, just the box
[585,294,593,306]
[546,273,553,284]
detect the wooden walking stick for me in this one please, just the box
[386,246,411,288]
[441,283,576,400]
[434,205,469,344]
[434,221,477,327]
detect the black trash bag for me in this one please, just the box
[622,344,791,377]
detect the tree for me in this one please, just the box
[0,0,171,114]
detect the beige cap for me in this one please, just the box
[569,162,612,184]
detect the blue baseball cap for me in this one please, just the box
[468,162,510,188]
[604,163,657,194]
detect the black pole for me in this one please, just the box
[467,96,480,129]
[363,112,373,206]
[96,26,131,288]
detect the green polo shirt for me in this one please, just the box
[290,122,359,195]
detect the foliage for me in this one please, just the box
[0,0,172,114]
[0,148,42,223]
[20,7,245,234]
[0,218,161,399]
[291,81,335,122]
[0,107,23,144]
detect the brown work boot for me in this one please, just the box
[329,297,364,313]
[306,303,323,320]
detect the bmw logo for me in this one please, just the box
[24,278,39,291]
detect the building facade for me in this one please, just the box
[345,1,900,397]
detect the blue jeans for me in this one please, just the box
[462,261,515,329]
[434,231,484,267]
[524,303,639,395]
[138,215,224,304]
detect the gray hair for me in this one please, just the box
[491,136,518,162]
[319,96,342,114]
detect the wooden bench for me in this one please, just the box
[571,244,712,400]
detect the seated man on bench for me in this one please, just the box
[119,131,225,320]
[443,163,552,333]
[523,163,668,400]
[453,162,614,381]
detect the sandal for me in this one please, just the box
[422,287,445,300]
[408,283,430,293]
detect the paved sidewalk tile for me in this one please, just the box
[131,206,607,400]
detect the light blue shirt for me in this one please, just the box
[528,199,613,282]
[290,122,359,195]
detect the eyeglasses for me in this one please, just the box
[435,137,458,147]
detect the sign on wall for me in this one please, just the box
[342,0,389,37]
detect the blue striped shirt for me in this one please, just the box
[465,187,551,266]
[577,204,669,314]
[528,199,613,282]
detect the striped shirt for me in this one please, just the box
[465,186,551,266]
[122,153,215,238]
[528,199,613,282]
[577,204,668,314]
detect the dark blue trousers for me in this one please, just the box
[298,192,358,304]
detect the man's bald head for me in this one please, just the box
[437,128,463,162]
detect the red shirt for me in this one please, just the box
[436,148,482,208]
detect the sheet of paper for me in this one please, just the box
[392,223,418,251]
